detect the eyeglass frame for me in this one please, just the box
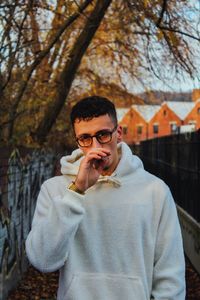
[75,124,118,147]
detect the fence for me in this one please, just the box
[132,130,200,274]
[0,147,57,300]
[132,129,200,223]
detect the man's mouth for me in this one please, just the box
[93,156,110,169]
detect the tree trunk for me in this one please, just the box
[6,0,92,141]
[34,0,112,144]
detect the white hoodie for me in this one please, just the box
[26,142,185,300]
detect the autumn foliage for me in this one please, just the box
[0,0,199,147]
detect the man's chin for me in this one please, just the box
[98,157,111,175]
[102,165,110,171]
[100,164,112,176]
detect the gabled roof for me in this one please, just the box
[116,108,129,122]
[194,98,200,104]
[164,101,194,120]
[132,104,160,122]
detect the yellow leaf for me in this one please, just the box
[156,30,163,41]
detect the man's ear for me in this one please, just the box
[117,125,123,143]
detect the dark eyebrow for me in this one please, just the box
[96,129,111,134]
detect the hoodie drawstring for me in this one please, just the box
[97,176,121,187]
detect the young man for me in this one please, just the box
[26,96,185,299]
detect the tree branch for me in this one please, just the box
[0,110,26,129]
[34,0,112,144]
[157,26,200,42]
[2,0,34,91]
[5,0,93,140]
[156,0,168,26]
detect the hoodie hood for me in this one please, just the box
[60,142,143,182]
[60,148,83,176]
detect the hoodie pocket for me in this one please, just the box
[66,272,147,300]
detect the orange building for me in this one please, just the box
[118,101,198,144]
[148,102,194,139]
[119,105,160,144]
[192,89,200,102]
[184,99,200,130]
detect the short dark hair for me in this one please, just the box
[70,96,117,127]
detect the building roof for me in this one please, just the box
[119,101,195,124]
[164,101,194,120]
[116,108,129,122]
[132,104,160,122]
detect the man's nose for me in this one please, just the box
[92,136,101,147]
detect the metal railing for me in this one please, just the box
[132,129,200,222]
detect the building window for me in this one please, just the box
[170,123,177,134]
[153,124,159,134]
[137,125,143,135]
[163,110,167,116]
[189,120,196,125]
[122,126,128,135]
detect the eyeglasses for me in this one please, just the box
[76,125,118,147]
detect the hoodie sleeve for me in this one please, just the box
[151,188,186,300]
[25,180,85,272]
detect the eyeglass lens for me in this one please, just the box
[78,131,111,147]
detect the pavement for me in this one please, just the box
[7,256,200,300]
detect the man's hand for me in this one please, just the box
[75,148,111,193]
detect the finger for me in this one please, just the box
[91,148,111,155]
[88,150,111,158]
[84,153,103,163]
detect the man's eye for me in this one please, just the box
[98,131,110,137]
[79,135,90,141]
